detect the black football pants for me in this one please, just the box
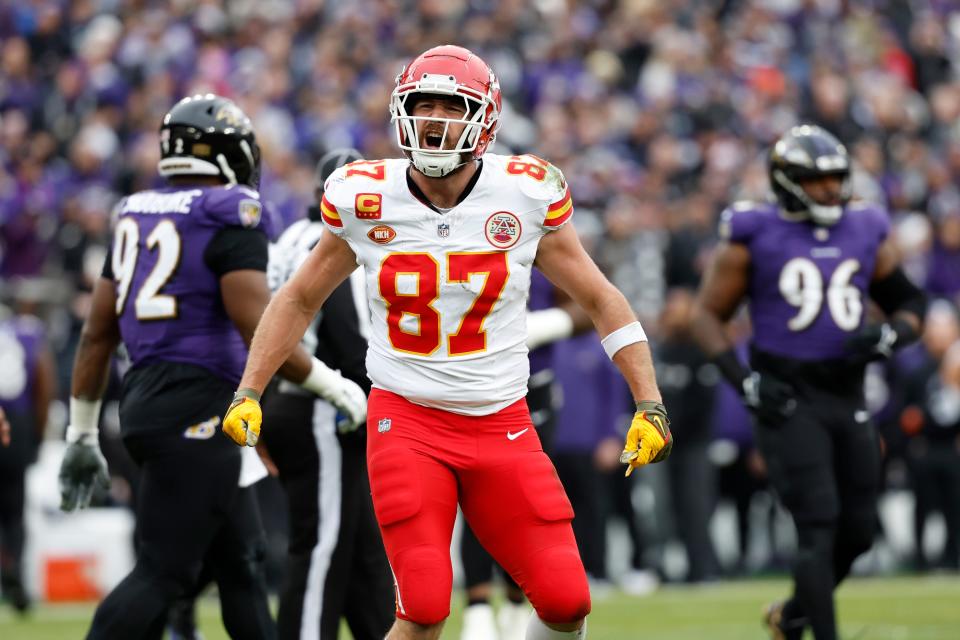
[0,409,33,603]
[0,470,25,601]
[754,385,881,640]
[262,391,393,640]
[86,427,273,640]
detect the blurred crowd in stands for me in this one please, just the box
[2,0,960,589]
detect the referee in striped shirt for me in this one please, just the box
[261,149,393,640]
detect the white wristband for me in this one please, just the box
[600,321,647,360]
[66,397,102,443]
[526,308,575,351]
[300,356,345,400]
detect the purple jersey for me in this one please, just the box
[108,184,272,385]
[721,201,889,361]
[551,333,629,453]
[0,315,44,415]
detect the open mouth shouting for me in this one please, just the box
[421,129,445,150]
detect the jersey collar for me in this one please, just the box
[405,160,484,214]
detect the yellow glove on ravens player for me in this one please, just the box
[620,401,672,476]
[223,388,262,447]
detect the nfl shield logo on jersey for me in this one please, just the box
[437,222,450,238]
[378,418,392,433]
[485,211,521,249]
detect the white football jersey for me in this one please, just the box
[320,153,573,415]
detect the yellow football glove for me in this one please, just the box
[223,389,262,447]
[620,401,672,476]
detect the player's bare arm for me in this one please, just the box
[220,269,315,385]
[551,287,593,331]
[689,241,750,357]
[237,230,359,396]
[536,221,670,473]
[535,222,660,402]
[222,231,361,447]
[59,276,119,510]
[32,341,57,441]
[0,408,9,447]
[691,238,795,423]
[71,277,122,401]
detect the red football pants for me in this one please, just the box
[366,388,591,626]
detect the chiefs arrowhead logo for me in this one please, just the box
[367,224,396,244]
[484,211,521,249]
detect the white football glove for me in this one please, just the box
[327,377,368,433]
[301,358,368,433]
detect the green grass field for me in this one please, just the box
[2,576,959,639]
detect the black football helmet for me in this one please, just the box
[768,124,851,226]
[158,94,260,188]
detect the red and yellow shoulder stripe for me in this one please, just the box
[544,186,573,227]
[320,195,342,228]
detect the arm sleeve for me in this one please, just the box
[869,266,927,318]
[203,227,269,276]
[314,278,370,393]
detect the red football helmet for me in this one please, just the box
[390,45,502,177]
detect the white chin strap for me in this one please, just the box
[411,150,466,178]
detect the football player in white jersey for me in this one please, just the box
[224,45,671,640]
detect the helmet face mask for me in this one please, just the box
[390,46,501,178]
[158,94,261,189]
[769,124,851,226]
